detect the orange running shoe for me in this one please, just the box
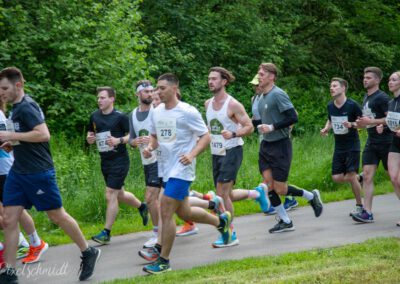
[22,240,49,264]
[176,222,199,237]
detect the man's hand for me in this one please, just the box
[356,116,372,127]
[0,141,12,152]
[179,153,194,165]
[221,130,234,139]
[142,146,153,158]
[320,127,329,136]
[86,132,96,144]
[376,124,384,134]
[257,124,274,134]
[106,136,120,147]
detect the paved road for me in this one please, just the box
[15,193,400,283]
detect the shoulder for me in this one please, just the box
[180,102,201,117]
[205,98,212,108]
[228,96,245,111]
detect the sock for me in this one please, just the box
[104,228,111,236]
[138,203,146,212]
[248,190,260,200]
[28,230,41,247]
[19,232,29,248]
[154,243,162,253]
[153,226,158,233]
[208,201,216,210]
[268,190,282,207]
[302,190,314,201]
[0,242,4,251]
[275,204,291,223]
[159,256,169,263]
[356,204,363,208]
[287,185,313,200]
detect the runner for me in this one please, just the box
[87,87,148,244]
[257,63,323,233]
[0,67,100,283]
[141,73,232,274]
[353,67,391,223]
[205,67,254,247]
[320,78,363,215]
[129,80,161,248]
[378,71,400,226]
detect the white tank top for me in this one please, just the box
[131,107,157,165]
[206,95,244,154]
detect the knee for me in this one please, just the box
[2,214,18,230]
[106,190,118,203]
[47,210,67,225]
[332,175,342,183]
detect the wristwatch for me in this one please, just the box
[232,132,237,138]
[119,137,124,144]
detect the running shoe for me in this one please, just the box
[143,231,158,248]
[138,246,159,262]
[91,230,111,245]
[269,218,295,233]
[139,203,149,226]
[176,222,199,237]
[352,210,374,223]
[212,194,225,215]
[283,196,299,211]
[78,246,101,281]
[264,206,277,215]
[143,257,171,274]
[349,205,363,217]
[17,245,29,259]
[255,183,270,213]
[0,267,18,284]
[22,240,49,264]
[217,212,232,245]
[309,189,323,217]
[212,230,239,248]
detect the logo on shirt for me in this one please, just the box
[13,122,20,131]
[209,119,224,135]
[36,189,45,195]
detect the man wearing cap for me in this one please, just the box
[87,86,148,245]
[129,80,162,249]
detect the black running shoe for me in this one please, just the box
[139,203,149,226]
[78,246,101,281]
[269,219,295,233]
[309,189,323,217]
[0,267,18,284]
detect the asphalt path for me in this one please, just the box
[15,193,400,283]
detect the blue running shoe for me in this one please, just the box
[352,210,374,223]
[255,184,270,213]
[264,206,277,215]
[284,197,298,211]
[91,230,110,245]
[143,257,171,274]
[212,230,239,248]
[217,212,232,245]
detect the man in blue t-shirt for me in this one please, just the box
[0,67,100,282]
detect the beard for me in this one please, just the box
[141,97,153,105]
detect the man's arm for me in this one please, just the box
[222,100,254,139]
[179,132,211,165]
[0,123,50,143]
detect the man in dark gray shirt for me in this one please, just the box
[257,63,323,233]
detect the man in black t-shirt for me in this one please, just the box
[0,67,100,282]
[87,87,148,245]
[353,67,392,223]
[321,78,363,216]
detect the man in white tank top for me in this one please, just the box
[205,67,257,247]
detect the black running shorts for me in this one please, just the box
[258,138,292,182]
[212,145,243,186]
[362,142,390,170]
[332,151,360,175]
[101,155,129,190]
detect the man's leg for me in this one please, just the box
[362,164,377,213]
[105,188,120,230]
[388,152,400,199]
[145,186,160,227]
[159,194,180,260]
[332,173,363,205]
[3,206,23,267]
[216,181,234,218]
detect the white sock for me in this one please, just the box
[275,204,291,223]
[302,190,314,201]
[28,230,42,247]
[19,232,29,248]
[0,242,4,251]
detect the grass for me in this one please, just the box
[0,131,393,244]
[105,237,400,283]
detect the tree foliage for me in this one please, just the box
[1,0,399,135]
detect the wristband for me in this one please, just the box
[119,137,124,144]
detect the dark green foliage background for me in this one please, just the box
[1,0,399,135]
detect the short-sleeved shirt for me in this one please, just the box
[387,96,400,147]
[258,86,294,142]
[327,99,362,152]
[9,95,53,174]
[88,109,129,160]
[362,90,391,144]
[0,111,13,175]
[150,102,208,182]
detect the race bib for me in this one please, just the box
[96,131,114,152]
[210,134,226,156]
[386,111,400,132]
[156,118,177,143]
[362,108,376,128]
[331,116,349,135]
